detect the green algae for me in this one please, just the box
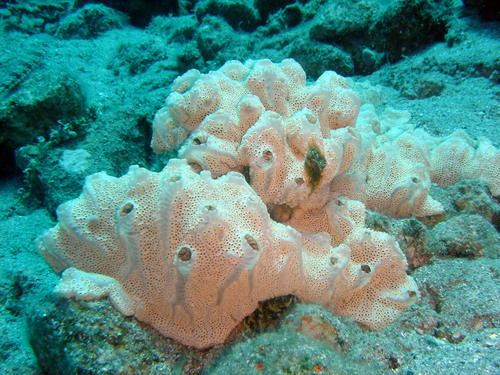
[304,143,326,193]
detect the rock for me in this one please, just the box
[28,299,220,374]
[449,180,500,225]
[195,16,233,61]
[367,212,431,269]
[254,0,298,20]
[284,39,354,79]
[56,4,127,39]
[109,36,170,76]
[0,0,72,35]
[177,41,204,73]
[428,214,500,259]
[195,0,260,31]
[369,0,452,62]
[0,69,86,164]
[147,15,198,43]
[309,0,379,43]
[74,0,179,27]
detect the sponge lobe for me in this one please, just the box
[36,159,304,348]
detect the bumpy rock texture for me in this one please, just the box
[36,59,500,348]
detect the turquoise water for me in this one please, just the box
[0,1,499,374]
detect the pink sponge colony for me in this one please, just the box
[36,59,499,349]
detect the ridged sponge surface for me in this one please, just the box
[37,59,499,348]
[37,159,306,348]
[37,159,419,348]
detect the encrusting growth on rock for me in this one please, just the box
[36,59,500,349]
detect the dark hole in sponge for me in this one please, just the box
[262,150,273,161]
[178,246,192,262]
[119,202,134,217]
[361,264,371,273]
[245,234,260,251]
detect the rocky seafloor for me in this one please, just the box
[0,0,499,374]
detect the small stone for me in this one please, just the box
[484,333,499,348]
